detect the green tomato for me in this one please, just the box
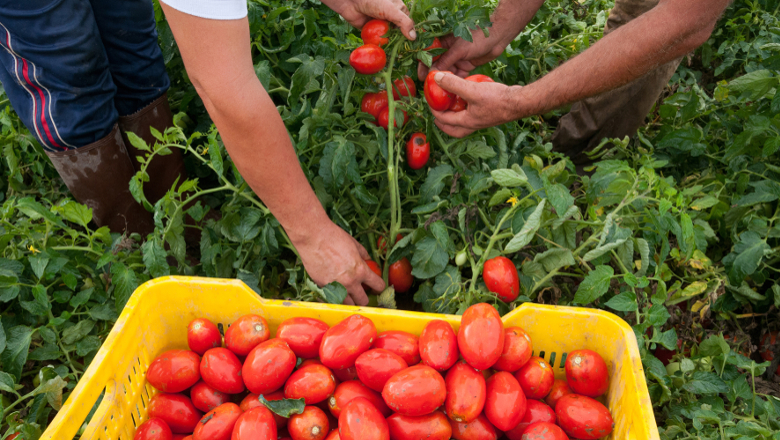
[455,251,468,267]
[666,362,681,376]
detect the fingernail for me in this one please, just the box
[409,30,417,40]
[434,72,444,82]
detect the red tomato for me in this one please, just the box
[361,92,389,119]
[243,339,297,394]
[388,258,413,293]
[300,359,323,369]
[172,435,189,440]
[419,320,458,372]
[240,391,288,428]
[325,431,340,440]
[555,394,614,439]
[425,37,443,62]
[135,418,172,440]
[760,331,777,361]
[276,317,330,359]
[514,357,554,400]
[504,400,556,440]
[191,381,230,413]
[289,406,329,440]
[320,315,377,369]
[449,414,498,440]
[564,349,609,397]
[328,380,392,419]
[544,379,572,409]
[387,411,451,440]
[200,348,244,394]
[392,77,417,99]
[518,422,568,440]
[424,70,454,111]
[361,19,390,46]
[6,434,19,440]
[405,133,430,170]
[338,397,390,440]
[457,303,505,370]
[231,406,276,440]
[188,318,222,355]
[372,330,420,365]
[377,107,408,130]
[350,44,386,75]
[225,314,270,357]
[355,348,408,392]
[484,372,527,431]
[193,402,242,440]
[382,365,446,417]
[285,364,337,404]
[493,327,533,372]
[147,350,201,394]
[332,366,358,382]
[376,234,403,255]
[483,257,520,303]
[444,361,486,423]
[448,97,467,112]
[653,339,683,366]
[365,260,382,278]
[149,393,202,433]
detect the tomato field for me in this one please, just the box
[0,0,779,438]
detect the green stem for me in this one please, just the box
[382,39,403,278]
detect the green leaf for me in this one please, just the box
[724,231,770,285]
[699,335,730,357]
[658,329,678,350]
[76,335,103,357]
[0,371,16,393]
[258,395,305,418]
[69,287,94,308]
[573,265,614,305]
[727,69,777,100]
[1,326,32,381]
[433,266,461,298]
[111,263,139,312]
[647,304,671,326]
[582,239,627,263]
[682,371,729,395]
[491,168,527,187]
[533,248,575,272]
[320,282,348,305]
[421,164,454,203]
[62,319,95,345]
[488,188,514,207]
[0,321,5,355]
[141,239,170,278]
[54,201,93,228]
[88,303,117,321]
[28,256,49,280]
[208,137,224,177]
[411,222,450,279]
[319,140,361,192]
[504,200,546,253]
[545,183,575,218]
[604,291,637,312]
[636,238,650,277]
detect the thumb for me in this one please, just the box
[434,71,475,98]
[386,9,416,40]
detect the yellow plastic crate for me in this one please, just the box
[41,276,659,440]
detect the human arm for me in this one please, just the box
[159,5,385,304]
[430,0,731,137]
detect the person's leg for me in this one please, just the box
[0,0,153,234]
[90,0,186,206]
[551,0,683,167]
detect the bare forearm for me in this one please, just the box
[512,0,729,117]
[489,0,546,46]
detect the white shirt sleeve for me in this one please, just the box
[159,0,248,20]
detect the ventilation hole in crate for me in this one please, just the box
[131,412,137,427]
[133,365,137,375]
[218,323,225,335]
[548,352,557,368]
[538,350,546,360]
[559,352,568,368]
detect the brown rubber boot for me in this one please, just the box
[118,92,186,205]
[46,125,155,235]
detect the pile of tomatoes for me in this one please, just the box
[133,302,615,440]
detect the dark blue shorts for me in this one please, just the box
[0,0,170,151]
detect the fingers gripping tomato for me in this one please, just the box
[361,19,390,46]
[457,303,504,370]
[449,74,495,112]
[388,258,413,293]
[377,107,408,130]
[188,318,222,355]
[147,350,201,393]
[406,133,430,170]
[135,418,172,440]
[483,256,520,303]
[392,76,417,99]
[225,314,270,356]
[564,349,609,397]
[424,70,454,111]
[350,44,386,75]
[372,330,420,365]
[361,92,389,119]
[276,317,330,359]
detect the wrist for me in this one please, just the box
[506,84,535,120]
[278,199,333,247]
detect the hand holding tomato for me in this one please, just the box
[417,30,515,80]
[323,0,416,41]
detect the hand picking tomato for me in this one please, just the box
[515,357,554,400]
[492,327,533,372]
[372,330,420,365]
[388,257,413,293]
[231,406,277,440]
[564,349,609,397]
[387,411,452,440]
[191,380,230,412]
[135,418,172,440]
[193,402,242,440]
[419,320,459,371]
[200,347,244,394]
[450,414,498,440]
[517,422,568,440]
[449,73,496,111]
[360,92,389,119]
[377,107,408,130]
[284,364,337,404]
[544,379,572,409]
[458,303,505,370]
[188,318,222,355]
[444,361,486,423]
[320,314,377,369]
[376,234,403,254]
[240,391,288,427]
[484,371,527,431]
[392,77,417,99]
[355,348,408,392]
[149,393,202,433]
[224,314,270,356]
[425,37,444,62]
[406,133,430,170]
[276,317,330,359]
[147,350,201,393]
[555,394,614,440]
[350,44,386,75]
[504,400,556,440]
[290,406,329,440]
[382,365,446,416]
[483,256,520,303]
[361,19,390,46]
[338,397,390,440]
[424,70,454,111]
[243,339,296,395]
[328,380,392,419]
